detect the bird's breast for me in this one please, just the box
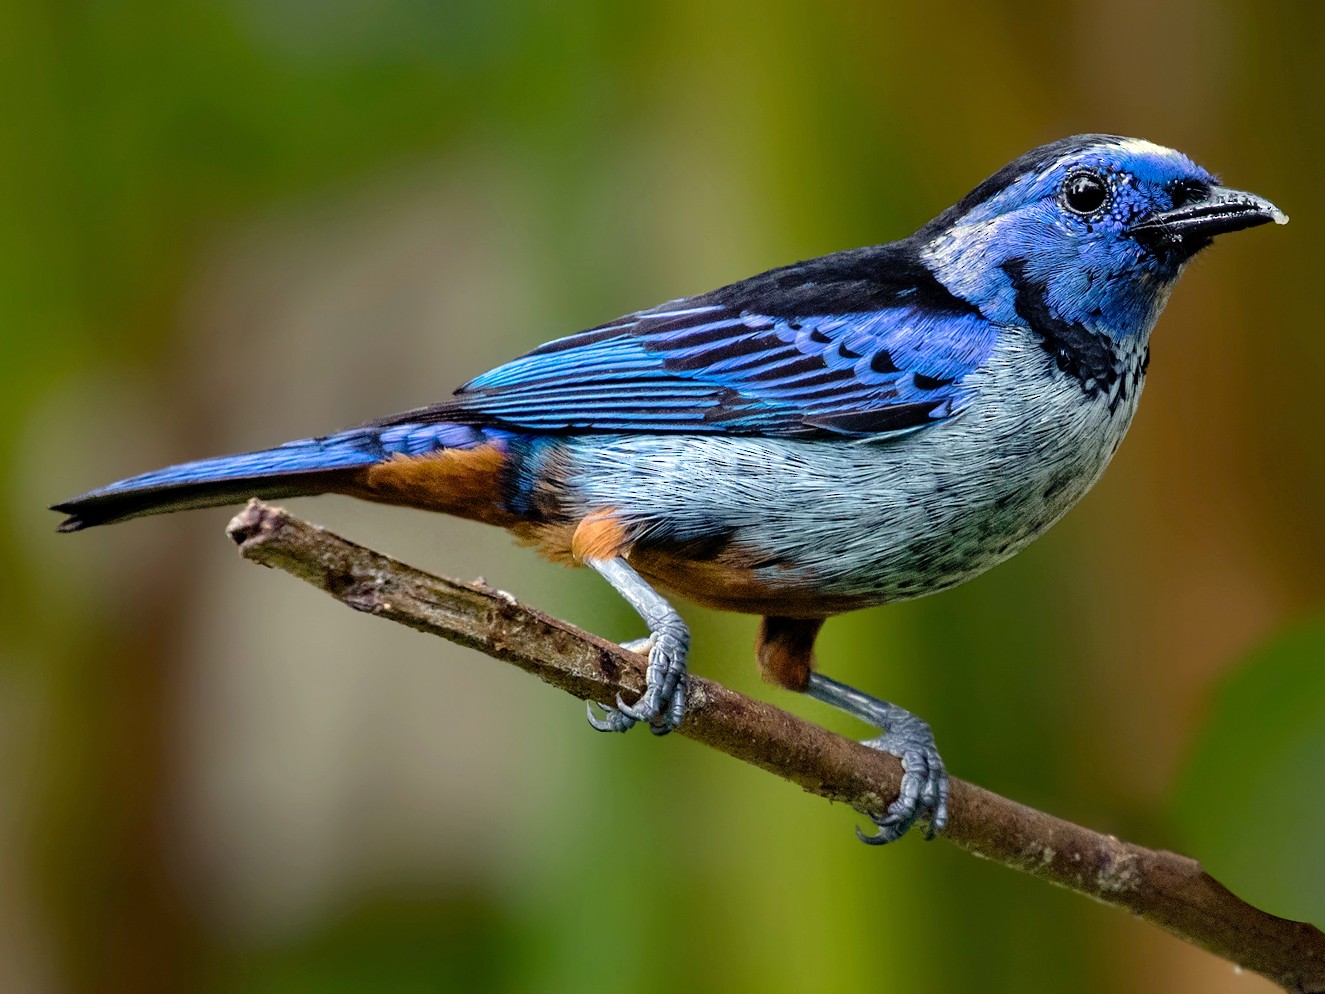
[525,331,1148,613]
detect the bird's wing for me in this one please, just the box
[376,246,998,440]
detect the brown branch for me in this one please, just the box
[225,499,1324,991]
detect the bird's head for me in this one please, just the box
[920,134,1287,343]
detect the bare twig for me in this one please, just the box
[226,499,1324,991]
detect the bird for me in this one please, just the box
[53,134,1286,844]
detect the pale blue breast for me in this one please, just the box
[546,328,1148,609]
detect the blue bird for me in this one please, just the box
[53,135,1286,843]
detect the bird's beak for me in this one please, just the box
[1130,185,1289,243]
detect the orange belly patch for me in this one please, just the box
[630,546,866,617]
[570,509,633,561]
[510,510,633,566]
[343,445,518,526]
[516,509,867,617]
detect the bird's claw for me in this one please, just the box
[586,631,687,735]
[586,700,638,732]
[805,673,948,845]
[857,718,949,844]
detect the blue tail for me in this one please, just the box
[52,421,503,532]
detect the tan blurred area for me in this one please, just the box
[2,2,1322,992]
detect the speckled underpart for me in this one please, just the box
[539,327,1145,613]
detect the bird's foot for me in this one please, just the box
[805,673,949,844]
[586,629,688,735]
[858,712,948,844]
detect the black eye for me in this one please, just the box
[1062,171,1109,216]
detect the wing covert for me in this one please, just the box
[373,244,998,439]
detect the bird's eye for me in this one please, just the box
[1061,171,1109,216]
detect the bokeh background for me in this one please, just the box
[3,2,1323,991]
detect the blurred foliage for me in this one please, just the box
[223,895,522,994]
[1,2,1321,993]
[1173,617,1325,925]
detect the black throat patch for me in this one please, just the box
[1001,259,1128,404]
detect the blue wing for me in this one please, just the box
[377,244,998,440]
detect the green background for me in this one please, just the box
[2,2,1322,991]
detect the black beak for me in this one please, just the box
[1130,185,1288,244]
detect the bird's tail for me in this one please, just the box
[52,421,513,532]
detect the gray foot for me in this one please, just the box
[806,673,949,844]
[587,627,688,735]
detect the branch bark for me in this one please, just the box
[225,499,1323,991]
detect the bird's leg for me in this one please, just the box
[756,616,947,843]
[584,556,690,735]
[806,672,949,842]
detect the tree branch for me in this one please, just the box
[225,499,1323,991]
